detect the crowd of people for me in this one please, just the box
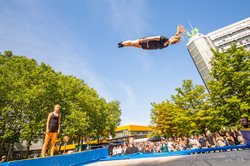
[112,129,247,156]
[111,117,249,156]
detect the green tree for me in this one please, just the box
[63,110,89,149]
[0,52,62,157]
[208,44,250,125]
[0,51,23,155]
[0,51,122,158]
[105,101,121,138]
[89,98,109,144]
[150,100,179,137]
[171,80,215,134]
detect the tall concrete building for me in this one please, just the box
[187,17,250,89]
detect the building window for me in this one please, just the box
[193,53,202,63]
[200,68,210,78]
[197,60,206,70]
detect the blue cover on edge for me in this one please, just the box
[101,144,250,161]
[0,148,108,166]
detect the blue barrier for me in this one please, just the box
[0,148,108,166]
[101,144,250,161]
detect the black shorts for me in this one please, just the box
[139,41,149,49]
[49,124,58,133]
[139,40,168,50]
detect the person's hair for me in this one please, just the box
[240,117,248,122]
[170,24,186,44]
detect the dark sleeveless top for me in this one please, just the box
[49,112,60,133]
[140,36,169,50]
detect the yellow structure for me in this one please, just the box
[55,125,153,151]
[55,139,108,151]
[115,125,153,138]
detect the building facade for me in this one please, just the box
[207,17,250,51]
[115,125,152,138]
[187,33,215,88]
[187,17,250,88]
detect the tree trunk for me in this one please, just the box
[25,140,32,159]
[86,136,89,150]
[6,143,11,162]
[76,136,79,151]
[82,136,84,145]
[0,141,4,155]
[9,143,14,161]
[78,136,81,152]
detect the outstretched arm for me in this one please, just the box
[139,36,161,42]
[57,114,61,134]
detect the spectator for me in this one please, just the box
[216,133,226,147]
[117,146,122,155]
[240,117,249,128]
[178,138,185,151]
[233,130,240,145]
[183,139,190,150]
[225,132,235,146]
[153,143,157,153]
[162,141,168,152]
[156,143,161,153]
[149,144,153,153]
[123,144,128,154]
[112,146,117,156]
[0,155,6,163]
[205,132,216,148]
[237,131,246,144]
[167,138,174,152]
[145,144,150,153]
[198,135,208,149]
[125,137,139,155]
[190,135,199,149]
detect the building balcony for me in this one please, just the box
[210,24,249,41]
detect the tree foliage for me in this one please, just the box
[0,51,121,157]
[208,44,250,125]
[150,80,220,137]
[150,100,179,137]
[150,45,249,137]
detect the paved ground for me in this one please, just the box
[85,150,250,166]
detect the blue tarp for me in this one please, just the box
[0,148,108,166]
[100,144,250,161]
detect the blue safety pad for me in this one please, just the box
[101,144,250,161]
[0,148,108,166]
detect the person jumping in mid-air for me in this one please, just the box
[118,25,186,50]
